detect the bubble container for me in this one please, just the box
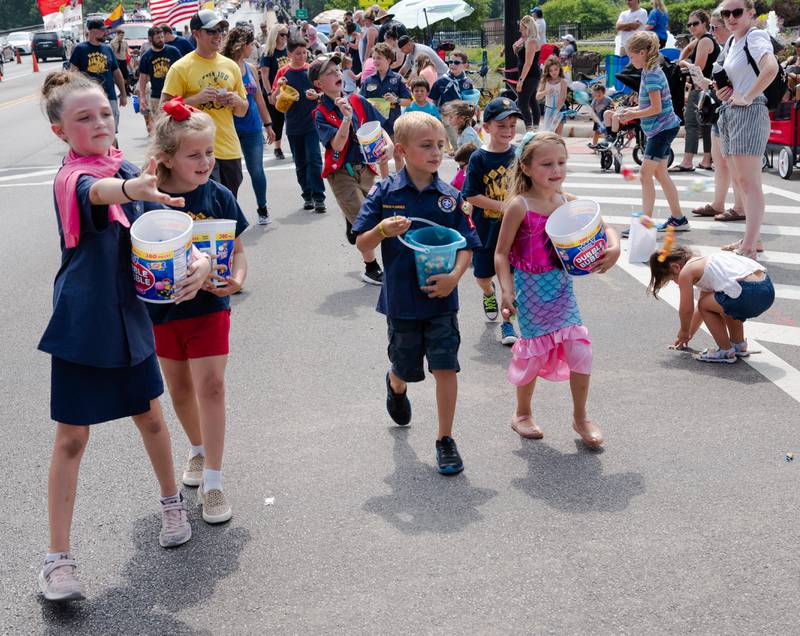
[130,210,193,303]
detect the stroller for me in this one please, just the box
[597,55,684,172]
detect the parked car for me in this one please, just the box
[32,32,68,61]
[7,31,33,55]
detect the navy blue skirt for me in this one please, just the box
[51,354,164,425]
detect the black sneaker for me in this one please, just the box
[274,148,285,160]
[257,206,270,225]
[303,197,314,210]
[362,266,383,285]
[314,199,326,214]
[435,436,464,475]
[385,372,411,426]
[346,220,357,245]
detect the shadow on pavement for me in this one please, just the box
[512,441,645,513]
[655,354,772,385]
[278,207,327,226]
[316,281,379,319]
[39,516,250,634]
[469,322,511,367]
[362,428,497,534]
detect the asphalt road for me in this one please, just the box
[2,10,800,633]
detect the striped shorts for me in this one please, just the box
[716,96,770,157]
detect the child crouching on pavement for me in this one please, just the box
[307,53,392,286]
[352,112,482,475]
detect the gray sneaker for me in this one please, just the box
[38,556,85,602]
[198,486,233,524]
[182,453,204,487]
[159,495,192,548]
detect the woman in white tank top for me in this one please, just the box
[647,245,774,363]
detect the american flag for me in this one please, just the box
[150,0,200,28]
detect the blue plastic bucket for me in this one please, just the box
[544,200,607,276]
[462,89,480,107]
[130,210,193,303]
[399,218,467,288]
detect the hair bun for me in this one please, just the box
[41,70,74,99]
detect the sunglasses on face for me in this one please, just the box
[278,32,287,37]
[687,21,701,27]
[720,7,745,19]
[204,27,225,36]
[446,59,463,65]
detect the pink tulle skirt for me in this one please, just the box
[507,325,592,385]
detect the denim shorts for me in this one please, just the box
[643,125,679,161]
[714,275,775,322]
[387,313,461,382]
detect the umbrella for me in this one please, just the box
[312,9,346,25]
[387,0,474,30]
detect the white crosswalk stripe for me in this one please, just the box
[565,154,800,404]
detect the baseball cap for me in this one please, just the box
[308,53,342,82]
[530,7,542,16]
[561,34,576,42]
[86,18,106,30]
[483,97,522,122]
[190,10,229,31]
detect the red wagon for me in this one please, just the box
[763,101,800,179]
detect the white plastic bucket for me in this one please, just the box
[545,199,607,276]
[627,212,657,264]
[356,120,386,164]
[192,219,236,287]
[130,210,193,303]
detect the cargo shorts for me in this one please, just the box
[387,313,461,383]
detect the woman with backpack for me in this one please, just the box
[672,10,719,172]
[713,0,780,260]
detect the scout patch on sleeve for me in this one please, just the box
[438,195,456,212]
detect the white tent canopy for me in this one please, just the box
[387,0,474,31]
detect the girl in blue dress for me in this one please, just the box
[37,71,211,603]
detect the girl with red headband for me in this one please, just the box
[147,97,249,526]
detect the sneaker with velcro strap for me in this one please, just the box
[38,556,85,602]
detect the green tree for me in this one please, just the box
[324,0,356,9]
[0,0,44,30]
[541,0,619,37]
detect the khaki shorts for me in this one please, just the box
[327,165,376,224]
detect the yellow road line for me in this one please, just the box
[0,93,38,111]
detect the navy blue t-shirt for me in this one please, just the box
[278,65,316,135]
[359,70,410,136]
[314,94,385,167]
[38,161,155,368]
[428,72,473,108]
[70,42,119,101]
[462,145,516,243]
[169,35,195,57]
[138,45,181,98]
[146,180,249,325]
[259,47,289,87]
[352,169,482,320]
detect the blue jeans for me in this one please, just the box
[287,131,325,201]
[237,130,267,208]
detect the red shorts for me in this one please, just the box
[153,309,231,361]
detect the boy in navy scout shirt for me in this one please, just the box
[428,49,472,151]
[353,111,481,475]
[308,53,392,286]
[463,97,521,348]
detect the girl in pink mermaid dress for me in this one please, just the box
[494,132,620,446]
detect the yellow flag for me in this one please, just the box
[201,1,214,10]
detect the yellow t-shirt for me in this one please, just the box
[162,52,247,160]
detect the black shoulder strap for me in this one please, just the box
[742,28,760,77]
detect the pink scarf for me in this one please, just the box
[53,147,131,249]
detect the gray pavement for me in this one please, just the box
[2,11,800,633]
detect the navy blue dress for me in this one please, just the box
[39,161,164,425]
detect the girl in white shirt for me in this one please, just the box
[648,244,774,363]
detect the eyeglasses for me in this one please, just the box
[446,59,463,65]
[720,7,745,19]
[687,21,701,27]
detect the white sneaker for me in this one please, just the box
[159,494,192,548]
[198,485,233,524]
[38,556,85,602]
[182,453,204,487]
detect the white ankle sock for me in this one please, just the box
[190,444,205,458]
[203,469,222,492]
[160,491,181,505]
[45,552,69,563]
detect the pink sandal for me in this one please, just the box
[573,419,604,448]
[511,415,544,440]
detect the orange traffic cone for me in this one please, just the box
[32,53,39,73]
[16,48,22,64]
